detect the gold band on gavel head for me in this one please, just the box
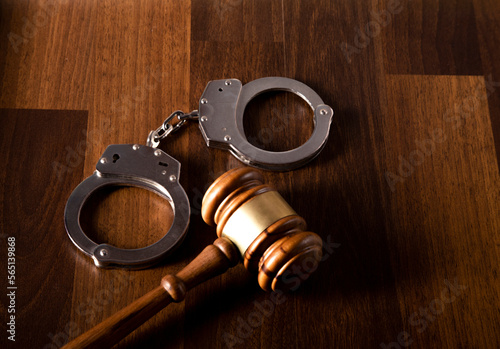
[221,191,297,255]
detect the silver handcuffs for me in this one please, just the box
[198,77,333,170]
[65,77,334,269]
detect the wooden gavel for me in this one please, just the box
[63,167,323,348]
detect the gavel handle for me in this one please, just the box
[62,237,240,349]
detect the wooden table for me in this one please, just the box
[1,0,499,348]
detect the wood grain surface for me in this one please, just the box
[1,0,499,348]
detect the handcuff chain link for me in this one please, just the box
[147,110,199,148]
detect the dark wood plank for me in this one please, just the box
[0,0,94,110]
[382,75,500,348]
[382,0,483,75]
[281,1,405,347]
[0,108,88,348]
[473,0,500,176]
[191,0,283,42]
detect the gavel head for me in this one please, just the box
[201,167,323,292]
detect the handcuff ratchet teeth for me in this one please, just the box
[64,77,334,269]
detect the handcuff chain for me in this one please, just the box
[147,110,199,148]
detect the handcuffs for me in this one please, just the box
[65,77,334,269]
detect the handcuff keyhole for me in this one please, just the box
[112,154,120,163]
[218,88,223,92]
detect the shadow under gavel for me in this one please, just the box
[63,167,323,348]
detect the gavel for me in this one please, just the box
[63,167,323,348]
